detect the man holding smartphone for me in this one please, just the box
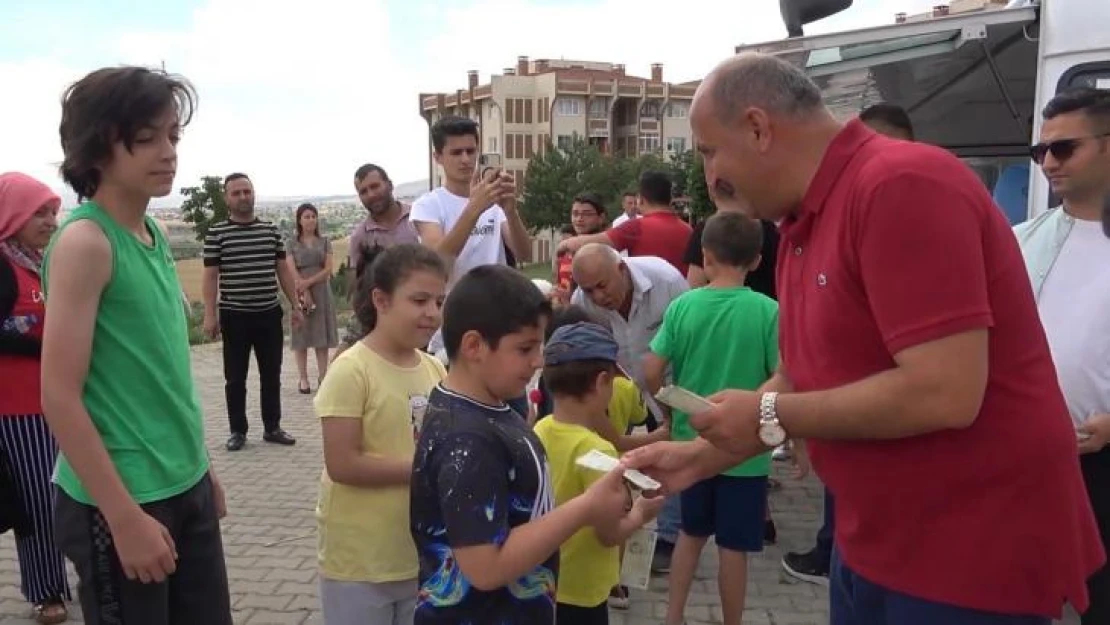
[412,116,531,287]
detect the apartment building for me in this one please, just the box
[418,56,699,190]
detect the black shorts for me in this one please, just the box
[55,475,232,625]
[556,601,608,625]
[680,474,768,553]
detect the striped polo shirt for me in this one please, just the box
[203,218,285,312]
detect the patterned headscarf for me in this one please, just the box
[0,172,61,273]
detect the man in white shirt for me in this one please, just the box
[611,191,640,228]
[410,115,531,286]
[1015,87,1110,625]
[570,243,687,571]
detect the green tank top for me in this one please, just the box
[43,201,208,505]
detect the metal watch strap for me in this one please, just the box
[759,391,779,425]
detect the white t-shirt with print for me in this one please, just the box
[411,187,508,354]
[410,187,507,286]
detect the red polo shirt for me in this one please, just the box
[606,210,692,275]
[778,119,1104,617]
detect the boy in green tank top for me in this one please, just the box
[40,66,232,625]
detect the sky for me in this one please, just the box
[0,0,945,202]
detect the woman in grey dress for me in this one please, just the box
[286,203,338,393]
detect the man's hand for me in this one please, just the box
[496,171,517,207]
[790,441,811,480]
[688,389,765,457]
[467,168,511,216]
[621,440,721,495]
[109,509,178,583]
[203,313,219,339]
[556,235,588,256]
[1078,414,1110,454]
[210,471,228,519]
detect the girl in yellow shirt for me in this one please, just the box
[313,244,448,625]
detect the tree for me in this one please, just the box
[179,176,228,242]
[519,136,612,232]
[686,154,714,220]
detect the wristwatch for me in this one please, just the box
[758,392,788,447]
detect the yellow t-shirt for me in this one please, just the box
[608,376,648,435]
[533,417,620,608]
[313,342,447,583]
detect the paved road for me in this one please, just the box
[0,344,830,625]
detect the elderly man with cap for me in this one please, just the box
[625,53,1102,625]
[570,242,687,572]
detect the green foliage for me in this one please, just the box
[331,261,352,311]
[686,155,714,221]
[518,139,705,230]
[179,176,228,242]
[185,302,212,345]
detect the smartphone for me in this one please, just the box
[654,385,714,415]
[478,153,502,179]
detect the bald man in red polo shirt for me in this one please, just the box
[625,54,1104,625]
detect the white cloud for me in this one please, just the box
[0,0,943,203]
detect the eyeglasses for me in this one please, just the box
[1030,133,1110,165]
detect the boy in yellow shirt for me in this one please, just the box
[534,322,664,625]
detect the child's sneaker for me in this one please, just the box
[607,585,630,610]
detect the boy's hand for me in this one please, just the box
[110,510,178,583]
[582,466,634,526]
[630,493,665,525]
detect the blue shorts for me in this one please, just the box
[679,475,767,553]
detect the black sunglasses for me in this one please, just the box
[1030,133,1110,164]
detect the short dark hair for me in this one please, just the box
[572,192,606,216]
[224,172,250,187]
[294,203,318,240]
[59,66,197,200]
[622,191,637,198]
[354,163,391,184]
[1043,88,1110,130]
[638,170,673,206]
[352,244,447,335]
[860,103,915,140]
[702,212,763,267]
[441,264,551,360]
[431,116,480,153]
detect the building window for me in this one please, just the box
[489,136,499,153]
[666,101,689,118]
[543,98,550,122]
[505,133,515,159]
[488,102,499,119]
[505,99,515,124]
[525,99,533,124]
[515,99,526,123]
[525,134,534,158]
[641,101,660,117]
[555,98,582,116]
[557,134,574,151]
[666,137,686,154]
[588,98,607,118]
[515,134,525,159]
[638,135,661,153]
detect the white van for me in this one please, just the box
[736,0,1110,224]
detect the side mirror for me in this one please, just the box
[780,0,854,37]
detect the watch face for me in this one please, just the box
[758,422,787,447]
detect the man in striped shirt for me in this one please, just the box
[202,173,302,451]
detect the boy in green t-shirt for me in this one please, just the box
[644,212,779,625]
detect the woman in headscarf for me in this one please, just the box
[0,172,70,624]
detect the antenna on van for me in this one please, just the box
[780,0,854,37]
